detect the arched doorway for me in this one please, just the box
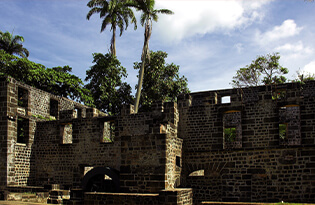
[82,167,120,192]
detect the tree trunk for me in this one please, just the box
[111,27,116,56]
[134,22,151,113]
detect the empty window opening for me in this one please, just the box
[176,156,181,167]
[224,127,237,143]
[61,123,73,144]
[221,96,231,104]
[189,170,204,177]
[50,99,59,118]
[272,90,286,100]
[279,123,287,140]
[18,87,28,108]
[17,117,29,144]
[75,108,82,118]
[101,121,114,143]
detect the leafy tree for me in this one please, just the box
[134,50,189,111]
[128,0,173,113]
[0,31,29,58]
[85,53,133,115]
[293,69,315,83]
[231,53,289,88]
[87,0,137,56]
[0,50,93,104]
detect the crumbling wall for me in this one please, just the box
[119,103,183,193]
[0,76,96,187]
[31,115,120,188]
[178,81,315,203]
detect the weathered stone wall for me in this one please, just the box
[0,77,8,188]
[119,102,182,193]
[178,81,315,203]
[184,147,315,203]
[31,116,120,188]
[84,188,193,205]
[0,76,97,187]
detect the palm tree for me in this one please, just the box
[0,31,29,58]
[87,0,137,56]
[128,0,173,113]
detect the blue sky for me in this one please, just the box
[1,0,314,94]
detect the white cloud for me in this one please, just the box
[256,19,303,45]
[302,61,315,74]
[275,41,313,60]
[154,0,272,43]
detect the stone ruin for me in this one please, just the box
[0,76,315,204]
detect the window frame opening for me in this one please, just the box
[100,121,115,143]
[60,123,73,144]
[50,99,59,119]
[18,87,28,108]
[221,96,231,104]
[224,127,237,143]
[17,117,29,144]
[279,123,288,140]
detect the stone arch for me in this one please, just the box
[82,167,120,192]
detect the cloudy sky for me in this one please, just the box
[1,0,314,94]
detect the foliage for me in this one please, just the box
[0,30,29,58]
[87,0,137,56]
[279,124,287,140]
[231,53,289,88]
[134,50,189,111]
[85,53,133,115]
[128,0,174,113]
[224,127,236,142]
[32,114,55,121]
[292,69,315,83]
[0,50,93,104]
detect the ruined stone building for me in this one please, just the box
[0,76,315,204]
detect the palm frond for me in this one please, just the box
[157,9,174,15]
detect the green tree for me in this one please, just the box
[134,50,189,111]
[0,31,29,58]
[128,0,173,113]
[85,53,133,115]
[293,69,315,83]
[87,0,137,56]
[231,53,289,88]
[0,50,93,104]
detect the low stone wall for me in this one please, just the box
[84,188,193,205]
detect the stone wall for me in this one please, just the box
[31,116,120,188]
[178,81,315,203]
[0,76,99,188]
[0,77,8,188]
[119,102,182,193]
[84,188,193,205]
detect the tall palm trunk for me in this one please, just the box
[134,21,151,113]
[110,26,116,56]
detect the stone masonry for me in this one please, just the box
[0,76,315,204]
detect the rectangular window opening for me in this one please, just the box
[279,123,288,140]
[221,96,231,104]
[17,117,29,144]
[50,99,59,118]
[101,121,114,143]
[176,156,181,167]
[224,127,237,143]
[61,123,73,144]
[272,90,286,100]
[75,107,82,118]
[18,87,28,108]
